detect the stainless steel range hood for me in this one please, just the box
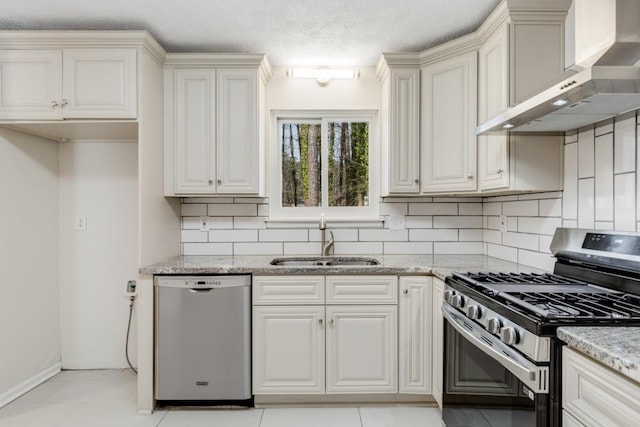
[477,0,640,134]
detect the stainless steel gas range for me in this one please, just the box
[441,228,640,427]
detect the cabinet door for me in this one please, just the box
[62,49,137,118]
[0,50,62,120]
[478,134,509,190]
[399,276,431,394]
[387,68,420,194]
[326,305,397,393]
[421,52,477,193]
[253,306,325,394]
[173,69,217,194]
[431,278,444,408]
[216,69,259,194]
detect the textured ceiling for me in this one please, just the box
[0,0,501,65]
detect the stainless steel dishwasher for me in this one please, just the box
[154,275,252,404]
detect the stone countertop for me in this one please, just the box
[139,254,547,279]
[557,327,640,384]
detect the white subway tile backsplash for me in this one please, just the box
[233,197,268,204]
[518,192,563,200]
[459,229,483,241]
[539,235,553,253]
[578,178,595,229]
[408,203,458,215]
[483,229,502,244]
[433,216,482,229]
[578,126,595,178]
[594,133,614,221]
[486,216,501,230]
[379,202,408,216]
[614,112,636,174]
[234,216,267,229]
[284,242,320,255]
[459,203,483,215]
[563,143,578,220]
[434,242,483,254]
[359,229,408,242]
[507,217,518,232]
[183,243,233,256]
[234,242,283,255]
[487,243,518,263]
[309,228,359,242]
[259,229,308,242]
[563,219,578,228]
[333,241,383,255]
[183,216,233,230]
[614,173,636,231]
[433,197,482,203]
[208,203,257,216]
[539,198,562,217]
[183,197,233,203]
[502,232,538,251]
[181,229,208,243]
[502,200,538,216]
[383,241,433,255]
[565,130,578,144]
[410,229,458,241]
[518,249,555,272]
[210,229,258,242]
[595,118,613,137]
[181,203,207,216]
[518,217,562,235]
[405,216,433,229]
[483,202,502,216]
[594,221,614,230]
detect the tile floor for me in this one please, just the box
[0,370,444,426]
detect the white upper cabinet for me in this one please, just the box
[164,55,270,197]
[378,62,420,195]
[0,48,137,120]
[420,51,477,193]
[62,49,137,119]
[216,69,259,194]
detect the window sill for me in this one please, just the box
[265,218,384,229]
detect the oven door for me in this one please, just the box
[441,305,550,427]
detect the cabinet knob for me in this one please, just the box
[497,169,504,174]
[61,99,68,106]
[329,319,334,325]
[51,100,59,108]
[403,289,409,295]
[414,178,419,184]
[319,318,323,325]
[208,179,213,185]
[217,179,222,185]
[467,174,473,179]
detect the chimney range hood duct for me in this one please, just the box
[477,0,640,134]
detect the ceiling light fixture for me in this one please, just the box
[287,67,360,87]
[552,99,569,106]
[502,123,515,129]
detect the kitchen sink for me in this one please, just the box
[270,256,380,267]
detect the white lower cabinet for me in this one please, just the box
[326,305,397,393]
[399,276,432,394]
[253,275,434,398]
[252,306,325,394]
[431,277,445,408]
[563,347,640,426]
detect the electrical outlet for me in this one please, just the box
[499,215,508,233]
[387,216,406,230]
[75,214,87,231]
[125,280,137,296]
[199,216,209,231]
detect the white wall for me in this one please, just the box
[59,141,139,369]
[483,110,639,271]
[0,128,60,404]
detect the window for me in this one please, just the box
[270,111,379,220]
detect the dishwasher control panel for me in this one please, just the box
[155,275,251,289]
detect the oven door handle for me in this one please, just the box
[442,304,549,394]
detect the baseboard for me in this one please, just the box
[0,363,62,408]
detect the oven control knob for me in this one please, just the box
[487,318,502,334]
[499,327,519,345]
[451,294,466,309]
[443,290,455,304]
[465,305,481,320]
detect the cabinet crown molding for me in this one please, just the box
[163,53,272,82]
[0,30,166,64]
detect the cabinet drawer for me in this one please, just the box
[253,276,325,305]
[563,347,640,426]
[326,276,397,304]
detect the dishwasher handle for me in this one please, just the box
[188,288,214,293]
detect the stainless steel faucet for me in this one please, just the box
[319,215,334,256]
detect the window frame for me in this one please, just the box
[269,110,379,221]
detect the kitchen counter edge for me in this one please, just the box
[558,326,640,385]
